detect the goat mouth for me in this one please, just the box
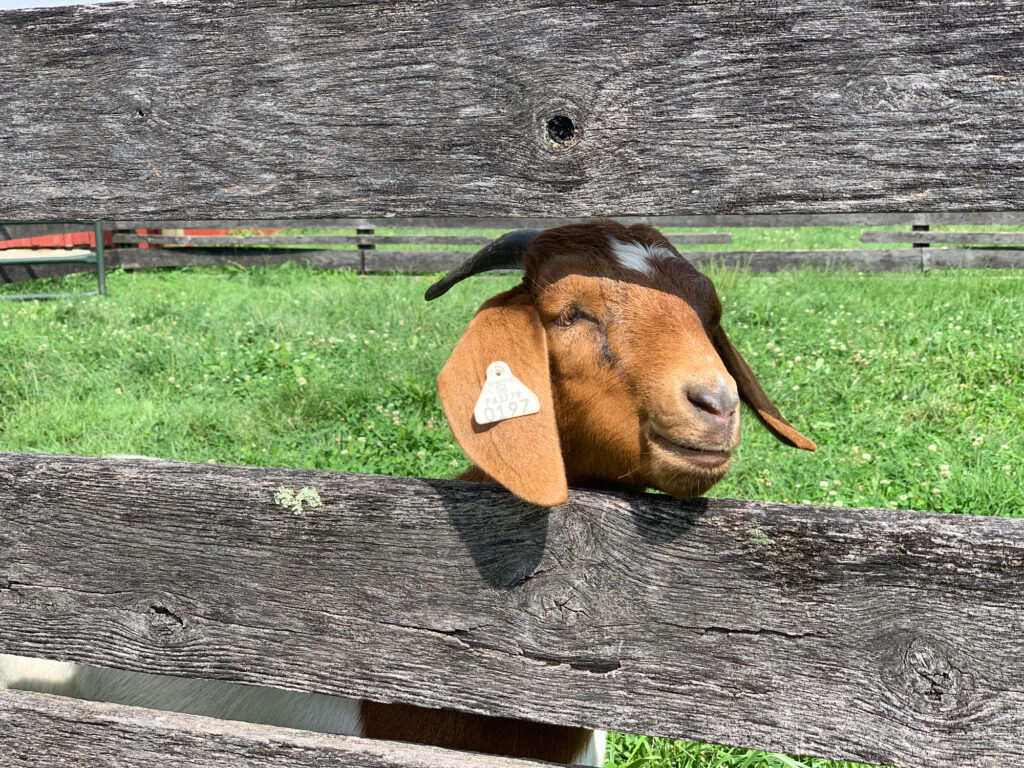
[647,430,733,469]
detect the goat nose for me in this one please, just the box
[686,382,740,421]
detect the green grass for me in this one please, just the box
[1,240,1022,768]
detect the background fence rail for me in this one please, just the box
[5,215,1024,286]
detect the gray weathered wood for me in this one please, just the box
[2,451,1023,768]
[0,689,549,768]
[669,233,732,244]
[4,1,1024,219]
[104,247,929,274]
[8,246,1018,282]
[363,251,479,272]
[861,231,1024,245]
[112,234,495,247]
[923,247,1024,270]
[111,247,363,271]
[113,233,729,248]
[102,213,1024,230]
[683,249,921,272]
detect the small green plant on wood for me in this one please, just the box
[274,486,323,515]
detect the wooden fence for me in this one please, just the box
[5,213,1024,286]
[2,453,1023,768]
[2,1,1024,767]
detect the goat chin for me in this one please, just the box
[642,433,734,498]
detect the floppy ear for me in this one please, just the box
[437,285,568,506]
[710,324,817,451]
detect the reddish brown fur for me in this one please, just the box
[362,221,815,764]
[360,702,591,763]
[438,220,814,505]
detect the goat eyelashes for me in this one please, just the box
[429,219,816,508]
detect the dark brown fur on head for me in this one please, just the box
[434,220,814,507]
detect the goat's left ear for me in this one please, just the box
[437,286,568,506]
[710,324,817,451]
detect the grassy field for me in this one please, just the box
[1,228,1022,767]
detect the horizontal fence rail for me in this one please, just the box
[4,1,1024,219]
[860,231,1024,246]
[0,689,548,768]
[7,215,1024,286]
[2,452,1023,768]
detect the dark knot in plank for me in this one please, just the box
[546,115,575,144]
[883,633,976,717]
[545,115,579,149]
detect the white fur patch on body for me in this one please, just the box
[577,729,607,767]
[0,653,363,735]
[1,653,606,765]
[607,235,675,277]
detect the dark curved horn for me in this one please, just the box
[424,229,541,301]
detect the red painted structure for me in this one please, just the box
[0,228,112,250]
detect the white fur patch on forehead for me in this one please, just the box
[606,235,676,277]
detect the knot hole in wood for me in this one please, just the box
[545,115,578,149]
[146,604,185,637]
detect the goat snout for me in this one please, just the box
[685,380,740,426]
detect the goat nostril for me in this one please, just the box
[687,384,739,419]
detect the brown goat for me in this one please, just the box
[360,221,816,763]
[431,220,815,506]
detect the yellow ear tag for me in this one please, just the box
[473,361,541,425]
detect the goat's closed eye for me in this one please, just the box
[554,307,596,328]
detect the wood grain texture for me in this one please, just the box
[922,247,1024,270]
[112,234,496,246]
[103,213,1024,230]
[111,246,363,270]
[112,233,728,247]
[684,249,923,272]
[0,689,551,768]
[2,451,1023,768]
[6,246,1018,284]
[861,231,1024,245]
[3,1,1024,220]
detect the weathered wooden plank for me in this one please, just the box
[113,233,729,248]
[12,246,1010,280]
[861,231,1024,245]
[103,213,1024,230]
[1,451,1023,768]
[0,689,549,768]
[666,233,731,244]
[112,234,495,247]
[363,251,478,272]
[683,249,921,272]
[923,248,1024,270]
[112,247,363,270]
[4,1,1024,220]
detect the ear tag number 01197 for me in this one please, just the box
[473,362,541,425]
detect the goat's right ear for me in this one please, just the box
[437,286,568,507]
[711,324,817,451]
